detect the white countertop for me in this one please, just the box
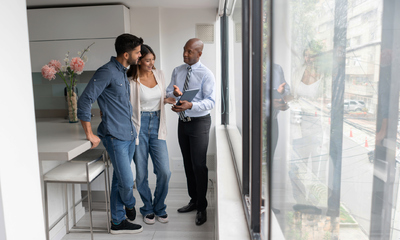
[36,118,101,161]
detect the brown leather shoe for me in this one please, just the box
[195,210,207,225]
[177,202,197,213]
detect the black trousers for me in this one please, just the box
[178,114,211,211]
[271,118,279,161]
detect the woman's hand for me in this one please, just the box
[164,97,176,105]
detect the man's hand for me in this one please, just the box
[80,120,101,149]
[173,85,183,97]
[164,97,176,105]
[88,134,101,149]
[171,100,193,112]
[375,119,388,146]
[277,82,286,94]
[273,99,289,111]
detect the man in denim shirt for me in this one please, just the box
[77,34,143,234]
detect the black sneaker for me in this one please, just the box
[143,213,156,224]
[110,219,143,234]
[157,214,169,223]
[126,207,136,222]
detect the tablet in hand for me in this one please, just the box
[176,89,199,106]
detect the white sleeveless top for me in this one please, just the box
[296,80,321,100]
[139,83,161,111]
[296,80,321,114]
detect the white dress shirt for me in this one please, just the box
[166,61,216,117]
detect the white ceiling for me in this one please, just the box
[26,0,220,9]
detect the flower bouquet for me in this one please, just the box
[41,43,95,123]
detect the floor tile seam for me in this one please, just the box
[151,229,157,240]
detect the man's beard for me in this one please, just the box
[127,56,137,65]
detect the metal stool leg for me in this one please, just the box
[72,184,76,227]
[44,182,50,240]
[106,152,112,231]
[86,166,94,240]
[106,152,112,196]
[65,184,69,234]
[103,154,110,233]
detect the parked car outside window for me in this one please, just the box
[326,99,365,112]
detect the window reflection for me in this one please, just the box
[232,0,243,133]
[265,0,400,239]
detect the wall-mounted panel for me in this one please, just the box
[27,5,129,41]
[30,38,115,72]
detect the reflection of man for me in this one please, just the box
[77,34,144,234]
[375,48,392,146]
[268,63,290,159]
[266,63,290,215]
[166,38,215,226]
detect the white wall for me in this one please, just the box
[130,7,162,69]
[0,1,46,239]
[0,185,5,240]
[160,7,218,175]
[130,7,219,187]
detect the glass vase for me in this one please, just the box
[65,86,79,123]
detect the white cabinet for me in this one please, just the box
[28,5,130,72]
[29,39,115,73]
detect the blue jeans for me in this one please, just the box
[101,135,136,224]
[134,111,171,216]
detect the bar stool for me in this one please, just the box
[43,149,110,240]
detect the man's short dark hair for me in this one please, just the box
[115,34,144,56]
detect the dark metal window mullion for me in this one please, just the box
[370,0,400,237]
[242,0,250,198]
[250,0,263,237]
[266,0,273,239]
[221,2,229,125]
[327,0,347,229]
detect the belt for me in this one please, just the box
[180,114,210,122]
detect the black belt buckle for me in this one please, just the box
[183,116,191,122]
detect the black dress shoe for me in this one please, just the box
[177,202,197,213]
[195,210,207,225]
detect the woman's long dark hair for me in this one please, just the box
[127,44,156,81]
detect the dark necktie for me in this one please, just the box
[179,66,192,121]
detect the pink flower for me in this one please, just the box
[41,65,57,80]
[48,60,61,71]
[70,57,85,73]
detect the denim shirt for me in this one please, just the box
[77,57,136,141]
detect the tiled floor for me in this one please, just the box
[61,186,215,240]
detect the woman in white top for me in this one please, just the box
[127,44,175,225]
[290,47,329,193]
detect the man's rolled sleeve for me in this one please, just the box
[77,68,111,121]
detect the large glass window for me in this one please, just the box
[264,0,400,239]
[223,0,400,239]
